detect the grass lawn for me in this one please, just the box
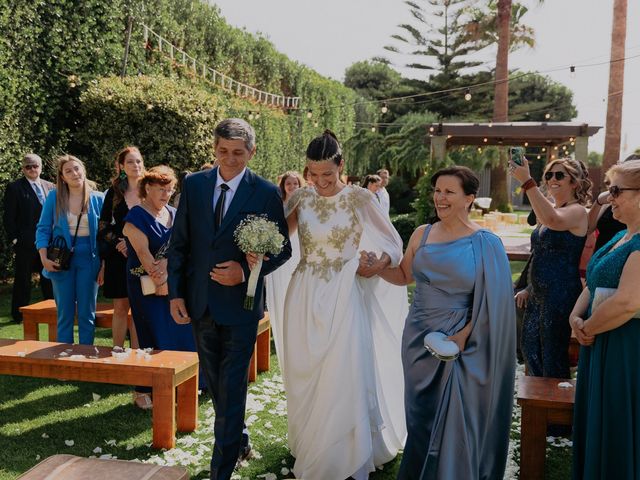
[0,273,572,479]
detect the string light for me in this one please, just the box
[248,111,254,120]
[371,126,376,133]
[537,155,541,159]
[483,137,488,143]
[570,65,576,78]
[542,147,547,152]
[545,113,551,119]
[488,121,493,128]
[464,89,472,101]
[255,112,260,120]
[477,147,482,153]
[381,103,388,114]
[306,109,313,119]
[524,142,529,147]
[314,121,319,128]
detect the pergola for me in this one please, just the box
[427,122,602,166]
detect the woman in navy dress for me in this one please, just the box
[511,156,592,378]
[571,160,640,479]
[123,165,197,409]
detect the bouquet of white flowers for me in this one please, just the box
[234,215,285,309]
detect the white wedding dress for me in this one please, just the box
[265,227,299,377]
[283,185,407,480]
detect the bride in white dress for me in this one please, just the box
[265,171,303,376]
[282,131,407,480]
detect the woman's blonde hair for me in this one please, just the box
[605,159,640,188]
[543,157,592,206]
[55,155,96,218]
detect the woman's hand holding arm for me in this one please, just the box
[122,223,167,286]
[378,226,423,286]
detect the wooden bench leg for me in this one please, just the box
[152,374,176,449]
[256,327,270,373]
[519,405,548,480]
[23,320,39,341]
[248,342,258,383]
[48,322,57,342]
[177,373,198,432]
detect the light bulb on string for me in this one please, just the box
[314,121,319,128]
[248,111,254,120]
[306,109,313,119]
[545,113,551,119]
[255,112,260,120]
[371,126,376,133]
[381,103,388,114]
[570,65,576,78]
[464,89,472,101]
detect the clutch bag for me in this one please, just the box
[140,275,156,296]
[424,331,460,361]
[592,287,640,318]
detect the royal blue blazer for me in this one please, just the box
[168,167,291,325]
[35,189,104,280]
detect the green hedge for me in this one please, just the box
[0,0,358,278]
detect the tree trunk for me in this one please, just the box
[602,0,628,175]
[490,0,512,211]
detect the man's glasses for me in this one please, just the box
[544,171,567,182]
[24,164,40,170]
[608,185,640,198]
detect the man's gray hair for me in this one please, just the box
[214,118,256,152]
[23,153,43,166]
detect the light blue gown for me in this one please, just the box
[398,225,516,480]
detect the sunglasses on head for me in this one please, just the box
[24,164,40,170]
[608,185,640,198]
[544,171,567,182]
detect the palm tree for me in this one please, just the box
[602,0,628,173]
[490,0,513,211]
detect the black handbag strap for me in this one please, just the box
[70,212,83,252]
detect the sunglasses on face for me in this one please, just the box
[608,185,640,198]
[24,164,40,170]
[544,171,567,182]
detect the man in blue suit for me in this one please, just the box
[168,118,291,480]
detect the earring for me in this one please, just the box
[119,170,127,180]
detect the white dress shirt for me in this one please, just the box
[212,167,247,218]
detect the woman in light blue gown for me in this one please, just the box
[374,166,516,479]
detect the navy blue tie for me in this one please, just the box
[214,184,230,228]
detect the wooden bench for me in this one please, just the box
[18,454,188,479]
[0,339,198,450]
[517,376,575,480]
[20,300,272,382]
[20,300,133,342]
[248,313,271,382]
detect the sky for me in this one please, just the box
[209,0,640,155]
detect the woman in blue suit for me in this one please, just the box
[36,155,104,344]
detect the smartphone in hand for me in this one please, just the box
[510,147,525,166]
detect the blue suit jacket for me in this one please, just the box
[35,189,104,280]
[168,167,291,324]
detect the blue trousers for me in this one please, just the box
[51,237,98,344]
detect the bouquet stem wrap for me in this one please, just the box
[244,254,264,310]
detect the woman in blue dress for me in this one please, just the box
[511,156,592,378]
[123,165,197,409]
[570,160,640,480]
[374,166,516,479]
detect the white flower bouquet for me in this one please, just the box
[234,215,285,310]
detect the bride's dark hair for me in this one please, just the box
[306,130,343,165]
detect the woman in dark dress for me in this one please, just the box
[511,156,592,378]
[123,166,198,410]
[570,160,640,479]
[98,146,144,348]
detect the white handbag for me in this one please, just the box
[140,275,156,296]
[592,287,640,318]
[424,332,460,361]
